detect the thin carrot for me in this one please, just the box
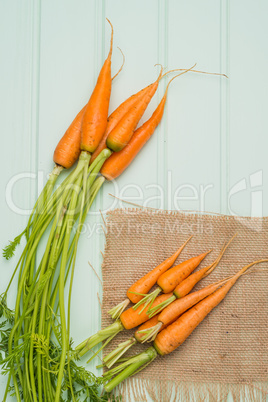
[174,234,236,299]
[80,19,113,153]
[108,236,192,320]
[53,105,85,169]
[106,64,196,152]
[157,249,212,294]
[154,259,268,355]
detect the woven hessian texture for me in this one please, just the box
[101,209,268,400]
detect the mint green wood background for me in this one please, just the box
[1,0,267,400]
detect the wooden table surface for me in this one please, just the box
[1,1,267,400]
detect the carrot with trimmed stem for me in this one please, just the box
[104,259,268,392]
[108,236,192,320]
[81,18,113,153]
[133,249,212,313]
[100,314,168,369]
[75,292,173,358]
[147,235,236,318]
[154,259,268,355]
[139,277,229,342]
[157,249,212,294]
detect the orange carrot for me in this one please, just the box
[53,105,85,169]
[127,236,192,304]
[139,278,229,342]
[174,234,236,299]
[81,19,113,153]
[154,259,268,355]
[108,236,192,320]
[106,65,196,152]
[120,292,173,330]
[90,85,150,164]
[157,250,211,294]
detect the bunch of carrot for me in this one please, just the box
[76,233,267,392]
[1,19,232,401]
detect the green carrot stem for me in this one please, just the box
[26,164,63,239]
[148,295,176,318]
[103,337,137,368]
[132,286,162,314]
[55,151,91,402]
[76,320,124,357]
[108,299,130,320]
[104,347,157,392]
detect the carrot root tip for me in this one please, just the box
[108,299,130,320]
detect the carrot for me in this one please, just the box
[139,277,229,342]
[80,19,113,153]
[106,65,196,152]
[108,236,192,320]
[154,259,268,355]
[101,71,186,179]
[157,249,212,294]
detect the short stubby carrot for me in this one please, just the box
[140,278,228,342]
[81,19,113,153]
[120,292,174,330]
[53,105,86,169]
[157,250,211,294]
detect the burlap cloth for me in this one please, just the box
[102,209,268,401]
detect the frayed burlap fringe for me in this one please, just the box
[110,378,268,402]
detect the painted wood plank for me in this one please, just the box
[229,0,268,217]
